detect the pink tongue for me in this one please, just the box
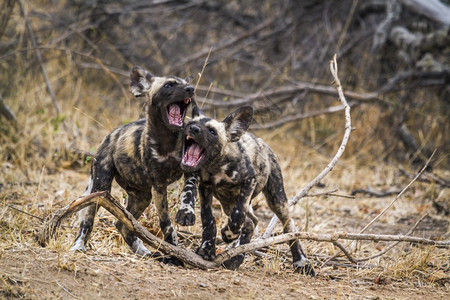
[184,144,202,166]
[168,104,181,125]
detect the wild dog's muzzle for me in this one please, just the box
[166,85,194,127]
[167,97,191,127]
[182,125,206,168]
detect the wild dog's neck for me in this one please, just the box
[204,143,241,175]
[143,105,181,154]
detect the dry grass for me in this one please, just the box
[1,1,449,298]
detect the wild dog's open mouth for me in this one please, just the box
[182,135,205,168]
[167,98,191,127]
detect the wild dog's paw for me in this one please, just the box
[293,260,315,276]
[221,226,240,243]
[175,208,196,226]
[147,252,184,267]
[222,254,245,270]
[161,255,185,267]
[70,236,87,252]
[196,244,216,261]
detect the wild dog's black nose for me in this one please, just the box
[185,86,194,94]
[189,125,201,135]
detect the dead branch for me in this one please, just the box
[351,187,402,197]
[0,93,17,122]
[198,83,378,108]
[262,54,352,239]
[18,0,62,118]
[398,0,450,26]
[0,0,16,40]
[38,191,217,270]
[371,0,401,52]
[399,167,450,188]
[251,101,359,130]
[171,16,278,71]
[39,191,449,271]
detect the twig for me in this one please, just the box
[359,149,436,233]
[251,102,358,130]
[4,204,44,222]
[355,212,429,263]
[399,167,450,188]
[262,54,352,239]
[56,281,80,299]
[322,150,437,266]
[351,187,402,197]
[171,17,278,70]
[0,93,17,122]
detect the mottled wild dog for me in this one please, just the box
[72,67,196,262]
[179,106,315,274]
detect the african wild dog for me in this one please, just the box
[179,106,315,274]
[71,66,197,263]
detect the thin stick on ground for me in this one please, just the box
[262,54,352,239]
[360,149,436,233]
[321,149,437,267]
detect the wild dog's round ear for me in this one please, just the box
[130,66,154,97]
[222,106,254,142]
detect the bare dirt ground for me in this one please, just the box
[1,139,449,299]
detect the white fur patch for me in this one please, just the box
[205,119,228,146]
[82,176,93,196]
[70,232,87,252]
[148,77,167,97]
[131,239,152,257]
[178,199,195,215]
[293,256,310,268]
[150,147,179,163]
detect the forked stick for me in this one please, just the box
[262,54,352,239]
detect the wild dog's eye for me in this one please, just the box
[208,128,217,135]
[164,82,174,88]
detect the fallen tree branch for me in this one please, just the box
[398,0,450,26]
[38,191,449,269]
[38,191,216,270]
[262,54,352,239]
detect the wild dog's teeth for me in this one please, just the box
[184,98,191,104]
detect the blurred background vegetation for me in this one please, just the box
[0,0,448,176]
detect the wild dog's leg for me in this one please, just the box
[263,160,315,276]
[196,184,216,260]
[152,186,184,266]
[175,173,198,226]
[115,190,152,256]
[152,186,178,245]
[221,177,257,243]
[222,214,255,270]
[71,155,114,252]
